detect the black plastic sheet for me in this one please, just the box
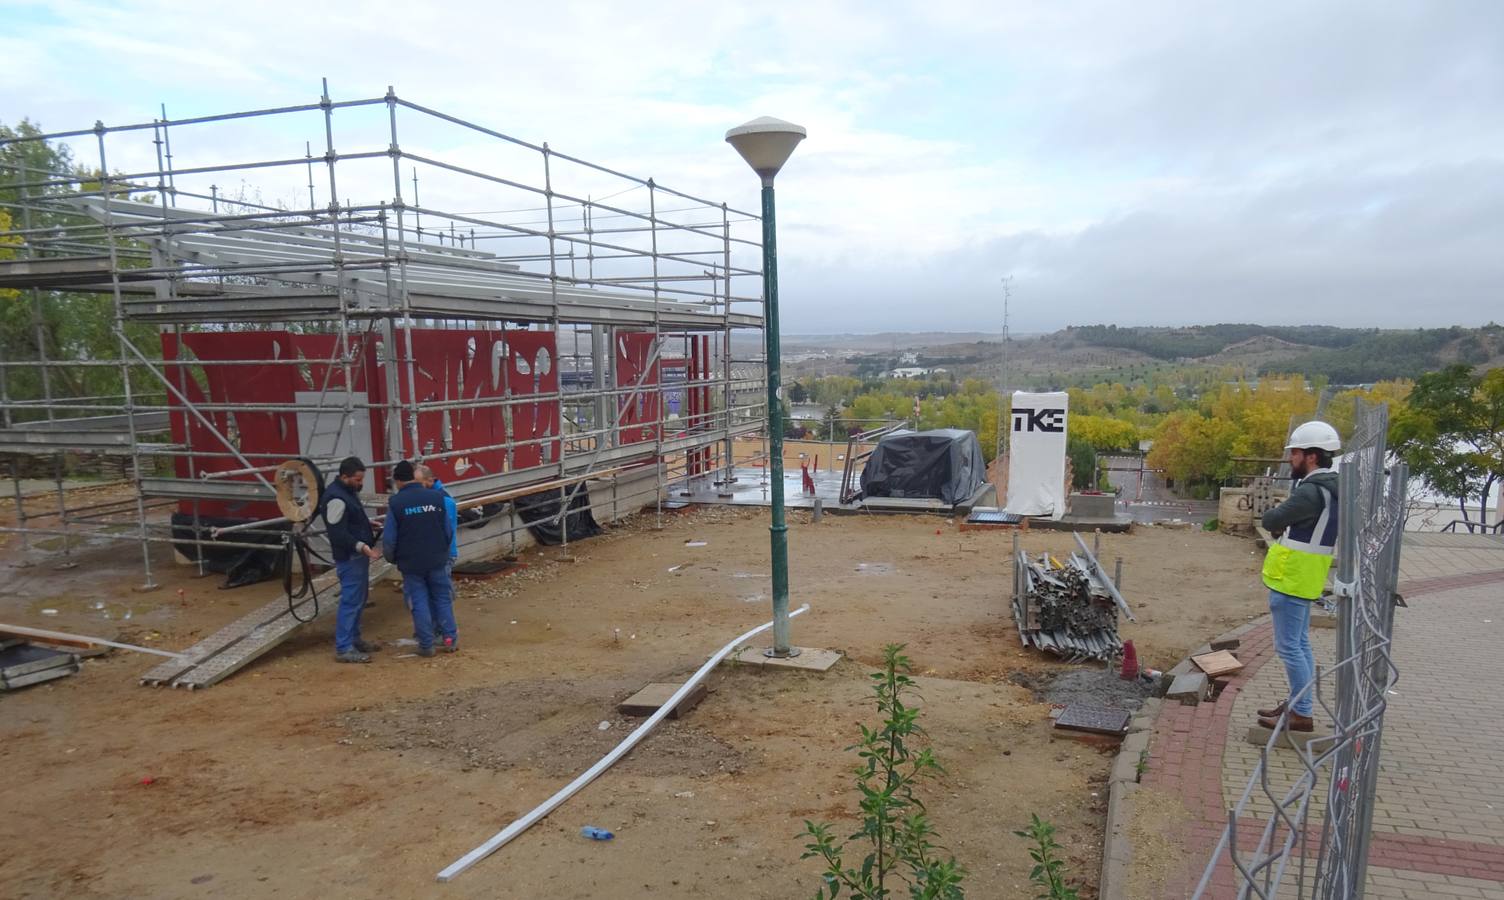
[513,485,603,545]
[858,428,986,505]
[170,513,286,588]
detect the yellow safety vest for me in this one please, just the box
[1261,480,1337,601]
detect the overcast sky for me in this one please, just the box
[4,1,1501,334]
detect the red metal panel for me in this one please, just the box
[504,329,560,472]
[615,331,660,446]
[163,331,302,519]
[395,328,510,485]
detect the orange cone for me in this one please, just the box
[1120,639,1140,680]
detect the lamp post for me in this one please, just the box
[726,116,806,657]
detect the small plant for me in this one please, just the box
[799,643,966,899]
[1135,749,1149,779]
[1014,814,1078,900]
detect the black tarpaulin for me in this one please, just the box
[513,485,604,545]
[170,513,286,588]
[858,428,986,505]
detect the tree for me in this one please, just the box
[822,404,842,441]
[1391,364,1504,527]
[1070,414,1143,452]
[1067,435,1098,490]
[787,381,809,404]
[2,119,162,417]
[780,399,797,440]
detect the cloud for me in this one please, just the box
[3,0,1500,333]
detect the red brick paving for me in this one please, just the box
[1141,568,1504,897]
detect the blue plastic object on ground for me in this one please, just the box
[580,826,614,841]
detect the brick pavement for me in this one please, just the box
[1135,538,1504,898]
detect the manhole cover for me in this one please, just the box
[1054,704,1131,735]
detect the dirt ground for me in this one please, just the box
[0,504,1266,899]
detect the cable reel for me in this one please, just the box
[274,457,327,622]
[274,457,326,525]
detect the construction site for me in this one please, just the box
[0,89,1465,900]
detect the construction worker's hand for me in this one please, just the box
[364,545,382,560]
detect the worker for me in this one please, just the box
[1256,421,1341,733]
[415,464,460,567]
[382,460,458,657]
[415,463,460,649]
[323,456,383,664]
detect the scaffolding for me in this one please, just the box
[0,84,769,590]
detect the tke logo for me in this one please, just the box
[1012,407,1065,433]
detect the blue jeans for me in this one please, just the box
[418,559,458,642]
[403,565,457,651]
[334,556,370,654]
[1269,589,1315,716]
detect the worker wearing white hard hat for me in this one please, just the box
[1255,420,1341,733]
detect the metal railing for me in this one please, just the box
[1196,399,1407,898]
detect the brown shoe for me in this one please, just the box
[1258,713,1313,732]
[1257,699,1288,720]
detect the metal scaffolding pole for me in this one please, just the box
[0,87,765,588]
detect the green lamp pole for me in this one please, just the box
[726,116,806,657]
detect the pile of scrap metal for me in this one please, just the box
[1011,533,1135,663]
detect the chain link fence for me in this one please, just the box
[1195,400,1408,899]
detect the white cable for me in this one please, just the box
[436,603,811,882]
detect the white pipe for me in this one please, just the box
[0,623,190,660]
[435,603,811,882]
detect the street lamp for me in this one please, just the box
[726,115,806,658]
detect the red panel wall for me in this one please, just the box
[166,328,566,518]
[615,331,660,446]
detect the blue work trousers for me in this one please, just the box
[334,556,370,654]
[403,565,457,651]
[1269,589,1315,717]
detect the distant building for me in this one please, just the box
[885,366,946,379]
[898,351,919,365]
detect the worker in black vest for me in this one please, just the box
[381,460,457,657]
[323,456,383,664]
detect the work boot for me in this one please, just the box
[1257,699,1288,720]
[442,636,459,654]
[416,645,437,658]
[1258,712,1313,732]
[354,639,381,654]
[335,650,371,664]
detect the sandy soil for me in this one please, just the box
[0,505,1265,899]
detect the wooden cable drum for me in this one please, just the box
[274,457,325,523]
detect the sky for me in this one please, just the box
[3,0,1502,334]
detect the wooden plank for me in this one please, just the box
[1191,649,1244,678]
[0,623,185,659]
[618,681,708,719]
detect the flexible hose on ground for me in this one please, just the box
[435,603,813,882]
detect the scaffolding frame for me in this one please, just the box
[0,85,769,588]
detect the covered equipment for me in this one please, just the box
[858,428,987,506]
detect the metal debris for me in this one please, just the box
[1011,536,1132,663]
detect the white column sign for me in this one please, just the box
[1005,390,1069,518]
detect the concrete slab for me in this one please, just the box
[729,646,843,672]
[1244,724,1337,752]
[617,681,707,719]
[1166,672,1210,705]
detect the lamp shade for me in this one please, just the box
[725,117,806,181]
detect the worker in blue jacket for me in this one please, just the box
[382,460,458,657]
[322,456,383,664]
[417,464,460,648]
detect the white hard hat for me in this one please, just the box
[1285,420,1341,452]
